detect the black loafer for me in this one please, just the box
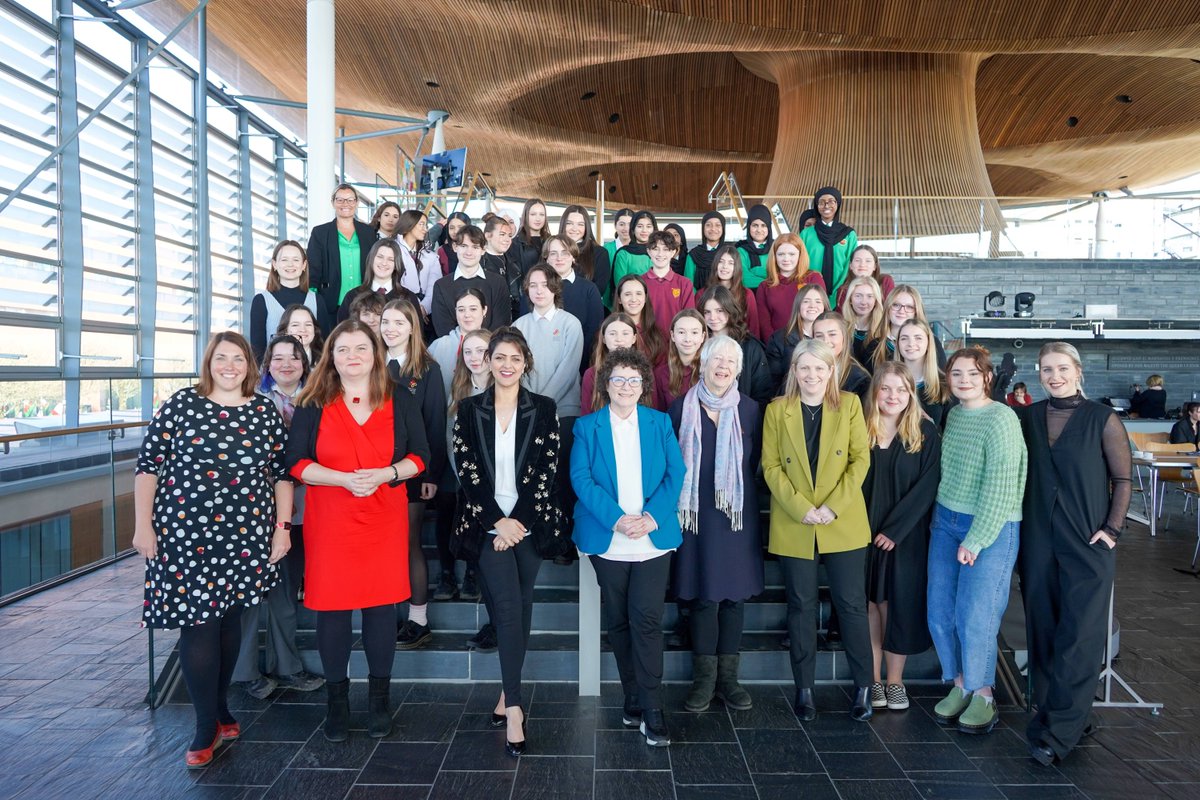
[849,686,873,722]
[1029,740,1056,766]
[794,688,817,722]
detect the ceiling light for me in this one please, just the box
[580,91,596,101]
[1066,116,1079,127]
[608,113,620,124]
[425,81,440,88]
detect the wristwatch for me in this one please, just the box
[275,521,292,531]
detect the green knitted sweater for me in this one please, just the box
[937,400,1028,555]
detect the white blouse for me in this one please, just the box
[489,413,519,534]
[602,408,669,562]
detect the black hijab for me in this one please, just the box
[619,210,657,257]
[812,186,853,292]
[664,223,689,276]
[797,208,817,229]
[736,204,773,269]
[687,211,726,288]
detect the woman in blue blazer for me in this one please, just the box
[571,347,685,749]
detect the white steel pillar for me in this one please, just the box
[306,0,335,230]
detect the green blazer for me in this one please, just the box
[762,392,870,559]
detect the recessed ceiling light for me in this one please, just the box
[425,81,440,88]
[608,185,617,193]
[1116,94,1132,103]
[481,172,491,177]
[1066,116,1079,127]
[608,113,620,124]
[580,91,596,101]
[651,183,659,190]
[587,170,599,177]
[1118,174,1128,179]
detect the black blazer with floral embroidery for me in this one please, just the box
[450,386,567,560]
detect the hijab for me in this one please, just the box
[664,223,689,276]
[687,211,727,288]
[618,210,657,257]
[736,204,773,269]
[812,186,853,292]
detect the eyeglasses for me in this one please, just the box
[333,197,358,206]
[607,376,644,388]
[817,199,838,207]
[891,303,916,312]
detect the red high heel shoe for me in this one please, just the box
[217,721,240,741]
[185,733,222,769]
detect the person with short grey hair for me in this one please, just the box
[669,334,764,714]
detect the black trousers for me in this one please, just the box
[477,534,542,708]
[1019,508,1115,759]
[780,548,872,688]
[691,599,745,656]
[590,553,671,712]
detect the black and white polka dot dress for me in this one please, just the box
[137,387,290,629]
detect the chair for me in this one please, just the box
[1190,471,1200,570]
[1129,432,1170,517]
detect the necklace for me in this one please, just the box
[802,402,821,422]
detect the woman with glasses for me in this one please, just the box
[572,348,685,747]
[307,184,375,327]
[866,285,946,372]
[799,186,857,301]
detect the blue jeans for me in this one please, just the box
[926,503,1019,693]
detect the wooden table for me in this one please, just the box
[1131,453,1199,537]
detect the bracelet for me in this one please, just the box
[391,464,400,483]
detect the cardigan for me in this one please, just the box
[762,392,871,559]
[286,385,432,488]
[450,387,568,560]
[306,218,377,324]
[570,405,686,555]
[512,309,585,417]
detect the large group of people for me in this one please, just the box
[134,185,1130,772]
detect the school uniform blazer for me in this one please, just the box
[762,391,870,560]
[569,405,686,555]
[450,387,568,560]
[306,218,377,323]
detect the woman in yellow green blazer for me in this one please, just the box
[762,338,873,723]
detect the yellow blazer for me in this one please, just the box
[762,391,870,559]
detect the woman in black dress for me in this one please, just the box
[669,335,764,713]
[381,299,447,650]
[896,319,952,428]
[133,331,293,768]
[863,362,940,713]
[1019,342,1131,766]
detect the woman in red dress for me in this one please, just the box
[287,320,430,742]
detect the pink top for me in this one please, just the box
[755,271,827,342]
[643,268,695,327]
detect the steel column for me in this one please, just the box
[194,5,211,356]
[56,0,84,430]
[274,136,288,239]
[237,110,255,326]
[133,37,158,415]
[306,0,335,232]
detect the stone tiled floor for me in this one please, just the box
[2,512,1200,800]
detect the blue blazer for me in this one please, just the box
[570,405,685,555]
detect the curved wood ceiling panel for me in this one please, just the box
[172,0,1200,214]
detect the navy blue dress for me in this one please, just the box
[668,393,764,602]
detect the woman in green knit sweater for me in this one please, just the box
[927,346,1027,735]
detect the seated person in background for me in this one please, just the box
[1170,402,1200,448]
[1129,375,1167,419]
[1006,382,1033,407]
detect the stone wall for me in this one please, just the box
[876,259,1200,406]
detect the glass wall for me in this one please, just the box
[0,0,309,428]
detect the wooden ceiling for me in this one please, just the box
[159,0,1200,214]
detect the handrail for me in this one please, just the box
[0,420,149,447]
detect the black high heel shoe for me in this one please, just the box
[490,712,506,728]
[504,709,527,757]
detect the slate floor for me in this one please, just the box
[2,507,1200,800]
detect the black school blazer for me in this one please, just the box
[307,218,378,325]
[286,386,432,487]
[450,386,567,560]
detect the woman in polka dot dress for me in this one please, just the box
[133,331,294,769]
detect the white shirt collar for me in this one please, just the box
[562,270,576,283]
[534,306,558,322]
[453,264,482,281]
[610,406,639,430]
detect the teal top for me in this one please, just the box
[736,247,769,290]
[937,400,1028,555]
[337,229,362,303]
[610,249,653,295]
[800,225,857,301]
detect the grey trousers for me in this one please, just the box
[233,542,304,682]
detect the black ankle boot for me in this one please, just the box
[794,688,817,721]
[367,675,392,738]
[324,679,350,742]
